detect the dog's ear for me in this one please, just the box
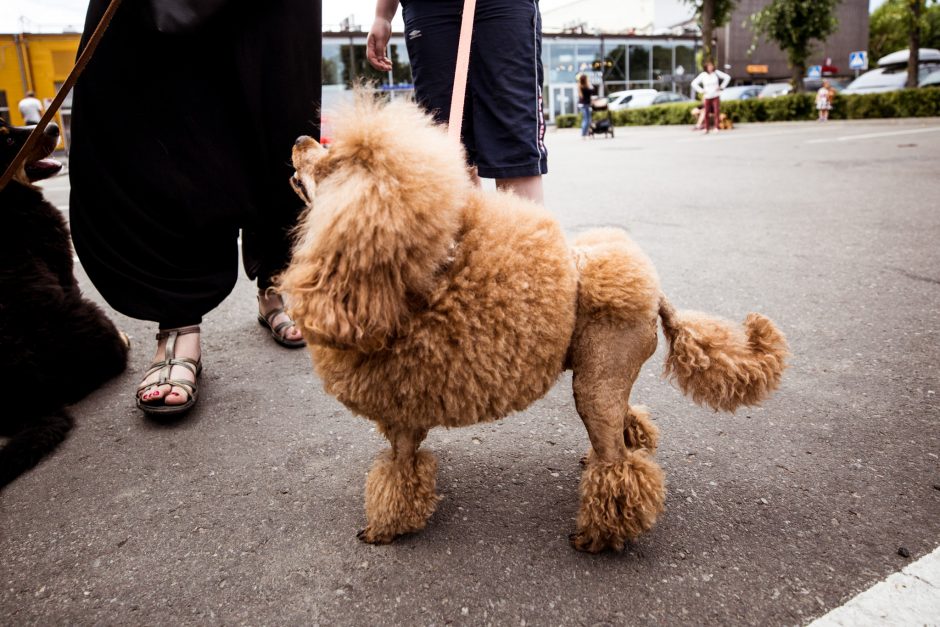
[280,94,469,353]
[281,165,458,353]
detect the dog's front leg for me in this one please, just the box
[358,425,439,544]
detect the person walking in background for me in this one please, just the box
[577,73,594,139]
[69,0,322,417]
[691,61,730,134]
[18,91,43,125]
[816,79,835,121]
[367,0,547,204]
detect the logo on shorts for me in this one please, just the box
[408,29,422,40]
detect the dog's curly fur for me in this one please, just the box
[281,94,789,552]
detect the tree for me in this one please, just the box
[751,0,840,93]
[870,0,912,60]
[869,0,939,84]
[683,0,738,66]
[870,0,940,61]
[908,0,923,87]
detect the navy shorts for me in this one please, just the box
[402,0,548,179]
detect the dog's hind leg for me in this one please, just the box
[358,425,439,544]
[569,318,665,553]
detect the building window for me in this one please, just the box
[653,45,673,84]
[549,42,577,83]
[575,42,601,77]
[602,44,627,83]
[628,44,650,82]
[675,45,696,78]
[322,43,345,86]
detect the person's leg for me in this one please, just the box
[496,176,544,204]
[230,0,322,346]
[581,104,591,137]
[138,322,202,407]
[468,0,547,203]
[703,97,716,133]
[401,0,463,128]
[247,228,304,345]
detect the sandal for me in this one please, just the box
[257,296,305,349]
[136,326,202,416]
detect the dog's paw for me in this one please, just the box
[568,531,610,554]
[357,527,398,545]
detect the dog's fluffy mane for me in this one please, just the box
[281,94,471,352]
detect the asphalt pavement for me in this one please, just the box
[2,118,939,625]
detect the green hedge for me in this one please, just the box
[556,88,940,127]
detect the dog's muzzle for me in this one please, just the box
[290,173,309,204]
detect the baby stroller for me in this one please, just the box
[589,97,614,138]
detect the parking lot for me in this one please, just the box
[2,117,939,625]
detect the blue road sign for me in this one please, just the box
[807,65,822,79]
[849,51,868,70]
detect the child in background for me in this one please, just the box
[816,80,835,121]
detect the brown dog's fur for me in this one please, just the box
[281,94,788,552]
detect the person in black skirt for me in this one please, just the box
[69,0,321,416]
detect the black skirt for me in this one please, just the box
[69,0,321,326]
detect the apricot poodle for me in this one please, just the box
[280,95,788,553]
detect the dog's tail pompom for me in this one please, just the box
[0,409,73,489]
[659,299,788,412]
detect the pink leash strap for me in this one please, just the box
[447,0,477,144]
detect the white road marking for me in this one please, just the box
[806,126,940,144]
[809,545,940,626]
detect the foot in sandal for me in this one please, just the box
[258,291,305,348]
[136,326,202,415]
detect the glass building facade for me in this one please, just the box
[322,33,699,122]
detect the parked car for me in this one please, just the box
[843,48,940,94]
[606,89,659,111]
[756,78,848,98]
[720,85,762,101]
[921,70,940,88]
[876,47,940,67]
[758,82,792,98]
[651,91,695,105]
[607,89,693,110]
[804,78,848,93]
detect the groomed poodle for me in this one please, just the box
[280,95,788,553]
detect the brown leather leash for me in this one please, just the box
[447,0,477,144]
[0,0,123,191]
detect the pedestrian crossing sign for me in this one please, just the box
[807,65,822,78]
[849,51,868,70]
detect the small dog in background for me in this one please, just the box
[0,119,129,489]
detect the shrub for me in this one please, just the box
[556,114,578,128]
[553,89,940,127]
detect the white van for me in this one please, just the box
[843,48,940,94]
